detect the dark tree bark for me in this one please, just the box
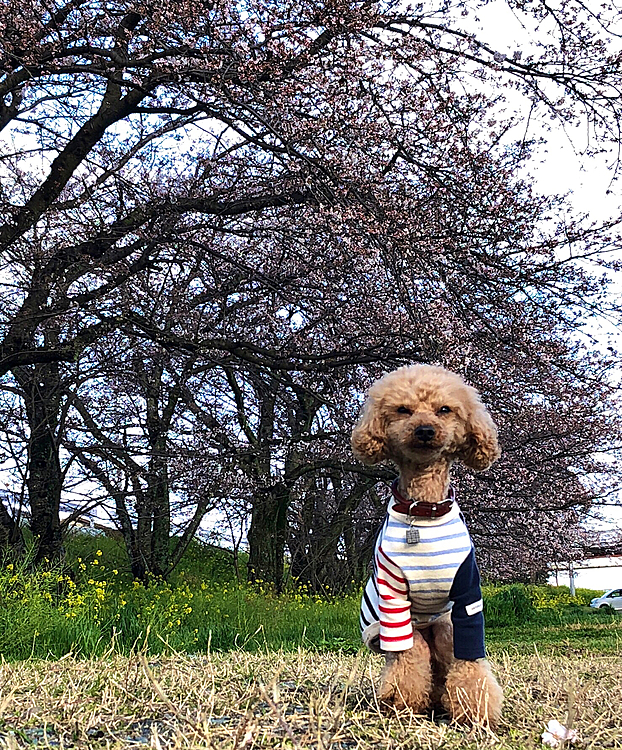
[247,483,290,592]
[143,358,171,577]
[288,474,382,593]
[13,333,64,564]
[148,438,171,577]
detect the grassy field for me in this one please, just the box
[0,648,620,749]
[0,538,620,747]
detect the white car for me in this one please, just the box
[590,589,622,610]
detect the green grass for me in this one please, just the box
[1,536,619,749]
[0,535,619,661]
[488,619,622,655]
[1,650,620,749]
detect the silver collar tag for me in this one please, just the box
[406,526,420,545]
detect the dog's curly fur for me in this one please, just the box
[352,365,503,727]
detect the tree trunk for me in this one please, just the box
[77,451,147,580]
[27,420,64,564]
[288,475,378,592]
[144,360,171,577]
[149,441,170,577]
[134,480,152,581]
[14,355,64,565]
[247,483,289,592]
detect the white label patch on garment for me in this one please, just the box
[465,599,483,616]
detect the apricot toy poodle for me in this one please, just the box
[352,365,503,727]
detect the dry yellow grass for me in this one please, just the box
[0,649,620,749]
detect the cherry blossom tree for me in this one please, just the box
[0,0,621,571]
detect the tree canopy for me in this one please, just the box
[1,0,621,585]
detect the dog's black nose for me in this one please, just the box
[414,425,435,442]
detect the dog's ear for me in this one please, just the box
[458,399,501,471]
[351,397,387,465]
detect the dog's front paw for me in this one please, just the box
[378,649,432,713]
[442,658,503,727]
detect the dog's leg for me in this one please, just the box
[442,658,503,727]
[378,630,432,712]
[429,616,454,706]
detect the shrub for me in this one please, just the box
[482,583,610,627]
[483,584,538,626]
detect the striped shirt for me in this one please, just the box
[360,493,486,660]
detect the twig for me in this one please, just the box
[139,653,216,748]
[258,682,301,750]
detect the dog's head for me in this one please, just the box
[351,365,500,471]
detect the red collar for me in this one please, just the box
[390,479,455,519]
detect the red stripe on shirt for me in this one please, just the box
[376,558,407,585]
[379,603,410,614]
[377,577,407,596]
[380,618,411,629]
[378,547,406,582]
[381,633,413,642]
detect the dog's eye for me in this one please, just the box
[438,406,452,415]
[396,406,412,415]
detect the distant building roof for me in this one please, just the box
[584,544,622,559]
